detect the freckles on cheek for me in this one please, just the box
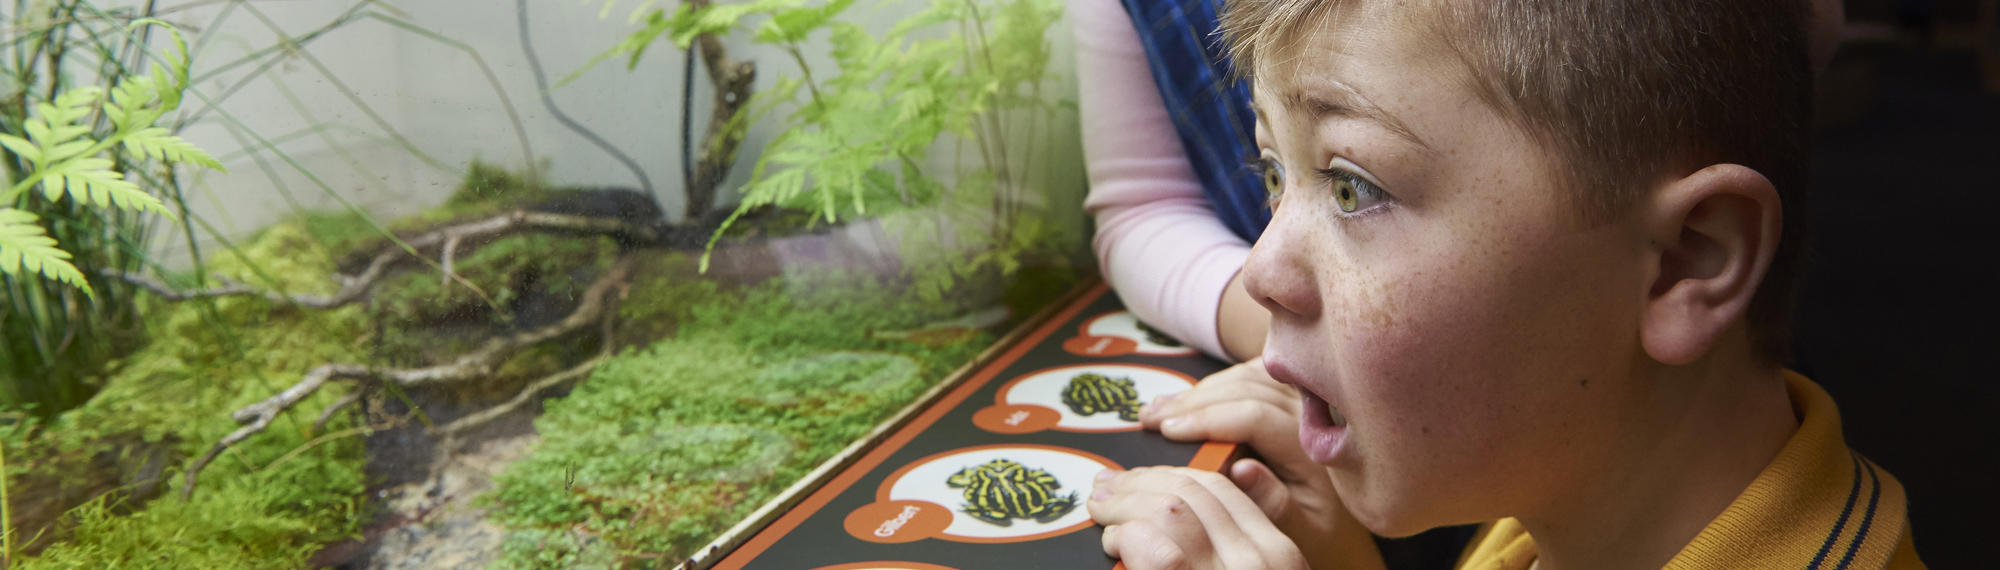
[1333,259,1505,423]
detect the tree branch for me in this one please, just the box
[180,256,636,498]
[684,0,757,224]
[108,210,656,309]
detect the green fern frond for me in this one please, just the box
[126,19,194,111]
[109,80,162,127]
[41,158,174,218]
[0,134,40,164]
[0,209,91,296]
[667,0,806,47]
[755,0,854,44]
[122,128,226,171]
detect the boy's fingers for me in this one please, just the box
[1229,458,1292,522]
[1091,469,1239,530]
[1093,486,1221,565]
[1174,466,1311,568]
[1097,468,1302,569]
[1157,399,1319,485]
[1139,361,1296,426]
[1095,468,1310,570]
[1156,398,1297,446]
[1102,523,1196,570]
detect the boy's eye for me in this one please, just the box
[1333,178,1361,212]
[1318,167,1387,214]
[1258,149,1285,195]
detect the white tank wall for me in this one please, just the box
[142,0,1082,266]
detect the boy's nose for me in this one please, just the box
[1242,212,1321,320]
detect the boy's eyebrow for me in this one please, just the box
[1251,84,1437,156]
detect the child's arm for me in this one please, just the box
[1073,0,1253,362]
[1125,359,1387,569]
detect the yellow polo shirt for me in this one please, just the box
[1458,371,1924,569]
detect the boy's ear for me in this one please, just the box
[1639,164,1783,365]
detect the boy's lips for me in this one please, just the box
[1263,354,1350,464]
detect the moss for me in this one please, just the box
[447,160,548,209]
[369,233,617,328]
[610,252,729,344]
[302,161,553,259]
[13,219,371,569]
[486,273,1000,566]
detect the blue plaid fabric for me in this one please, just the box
[1119,0,1269,242]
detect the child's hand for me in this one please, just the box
[1090,466,1308,569]
[1139,358,1383,569]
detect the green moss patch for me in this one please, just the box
[10,218,370,569]
[485,273,1000,567]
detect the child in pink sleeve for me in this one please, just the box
[1071,0,1253,362]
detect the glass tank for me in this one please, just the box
[0,0,1089,567]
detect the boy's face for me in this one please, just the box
[1244,2,1654,535]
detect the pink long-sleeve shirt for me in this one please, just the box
[1072,0,1253,361]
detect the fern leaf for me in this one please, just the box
[127,19,193,111]
[0,134,41,163]
[52,124,92,145]
[49,87,101,122]
[122,128,226,171]
[756,0,854,44]
[102,101,128,126]
[0,209,92,295]
[43,158,174,218]
[43,140,93,164]
[23,119,52,147]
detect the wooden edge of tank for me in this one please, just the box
[676,276,1103,570]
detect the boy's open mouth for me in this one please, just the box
[1298,389,1350,464]
[1302,390,1348,428]
[1263,355,1351,463]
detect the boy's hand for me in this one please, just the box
[1139,358,1384,570]
[1091,466,1308,570]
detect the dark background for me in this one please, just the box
[1792,3,1999,568]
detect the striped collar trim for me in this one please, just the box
[1665,371,1910,570]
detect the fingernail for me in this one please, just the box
[1095,469,1115,483]
[1161,417,1185,431]
[1153,393,1176,408]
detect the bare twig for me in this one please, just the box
[180,256,637,498]
[439,233,463,287]
[261,411,411,477]
[437,354,603,438]
[438,296,619,439]
[108,210,657,309]
[182,363,370,497]
[685,0,757,224]
[312,391,364,434]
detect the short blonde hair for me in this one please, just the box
[1220,0,1815,362]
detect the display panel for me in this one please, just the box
[712,283,1239,570]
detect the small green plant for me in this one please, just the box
[0,19,223,296]
[1,14,228,416]
[590,0,1072,299]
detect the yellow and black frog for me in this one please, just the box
[945,459,1079,526]
[1062,373,1143,421]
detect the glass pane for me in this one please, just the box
[2,0,1087,566]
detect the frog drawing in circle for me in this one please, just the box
[1062,372,1143,421]
[945,458,1079,526]
[1132,319,1182,348]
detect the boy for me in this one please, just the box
[1086,0,1927,568]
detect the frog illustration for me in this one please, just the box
[1133,319,1182,347]
[1062,372,1143,421]
[945,458,1079,526]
